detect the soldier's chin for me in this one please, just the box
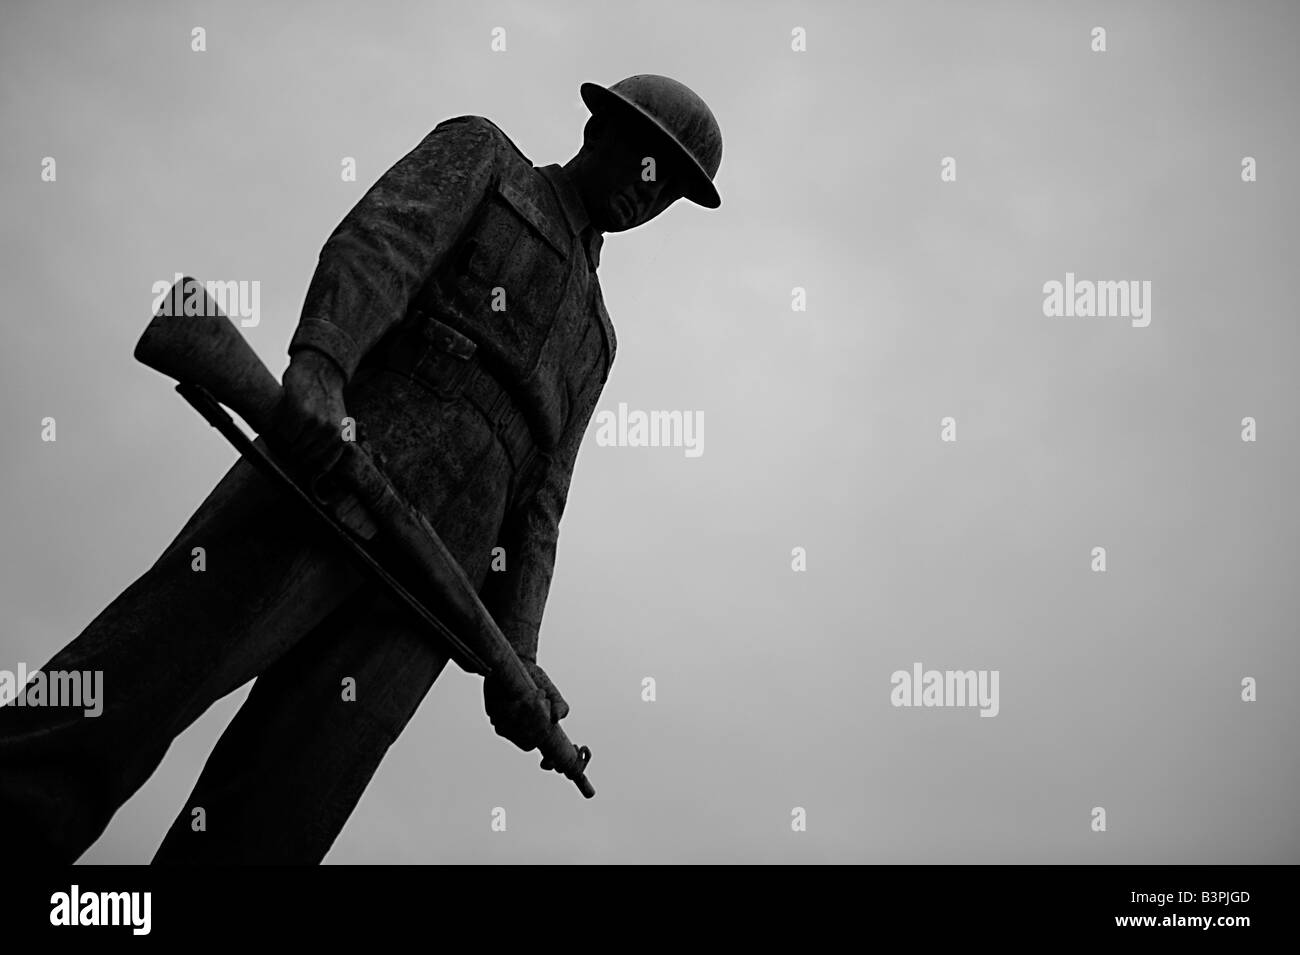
[604,195,636,232]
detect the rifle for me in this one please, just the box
[133,277,594,798]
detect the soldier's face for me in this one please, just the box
[585,117,686,233]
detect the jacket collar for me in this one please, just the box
[537,163,603,270]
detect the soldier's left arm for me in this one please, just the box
[480,379,605,673]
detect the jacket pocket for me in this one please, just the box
[391,310,477,397]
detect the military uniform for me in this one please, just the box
[0,116,617,863]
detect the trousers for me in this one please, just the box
[0,338,530,864]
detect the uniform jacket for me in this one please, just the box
[287,115,616,665]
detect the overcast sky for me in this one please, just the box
[1,0,1297,862]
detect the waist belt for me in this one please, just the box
[368,312,543,496]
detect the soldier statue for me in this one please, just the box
[0,74,723,863]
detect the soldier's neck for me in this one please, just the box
[560,156,602,236]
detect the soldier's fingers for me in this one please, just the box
[290,419,336,470]
[307,436,345,477]
[295,443,332,478]
[551,696,570,722]
[301,429,345,473]
[509,729,538,753]
[270,401,309,450]
[305,417,344,449]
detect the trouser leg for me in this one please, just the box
[151,584,452,864]
[0,452,364,863]
[153,378,516,864]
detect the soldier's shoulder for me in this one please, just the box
[431,115,533,167]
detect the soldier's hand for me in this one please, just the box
[523,661,569,722]
[273,349,350,476]
[483,661,569,752]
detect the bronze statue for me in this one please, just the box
[0,74,723,863]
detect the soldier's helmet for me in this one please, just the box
[580,74,723,209]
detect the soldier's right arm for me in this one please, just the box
[275,117,501,471]
[287,115,502,381]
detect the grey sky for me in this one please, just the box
[1,0,1296,862]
